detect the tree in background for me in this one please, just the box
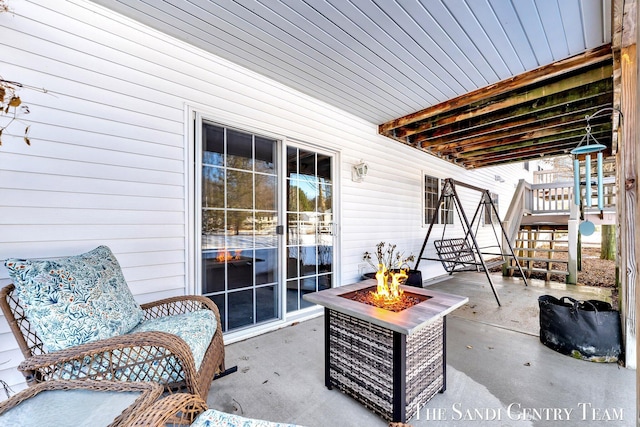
[601,224,616,261]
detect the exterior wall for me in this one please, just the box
[0,0,532,392]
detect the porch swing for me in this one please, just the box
[415,178,528,306]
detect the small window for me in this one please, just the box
[484,192,499,225]
[424,175,453,226]
[523,161,530,171]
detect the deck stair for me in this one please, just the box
[506,222,569,281]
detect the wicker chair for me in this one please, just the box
[129,393,304,427]
[0,380,165,427]
[1,283,225,400]
[128,393,208,426]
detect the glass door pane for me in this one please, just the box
[286,147,334,312]
[201,122,279,332]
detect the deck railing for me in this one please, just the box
[503,176,617,243]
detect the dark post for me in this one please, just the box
[392,331,407,422]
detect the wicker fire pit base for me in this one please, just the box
[304,281,468,423]
[327,309,444,422]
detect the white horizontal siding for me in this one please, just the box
[0,0,529,393]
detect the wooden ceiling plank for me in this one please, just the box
[413,97,613,149]
[378,44,612,134]
[389,63,612,139]
[452,129,611,159]
[407,84,613,144]
[421,109,612,153]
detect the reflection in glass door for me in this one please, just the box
[286,147,333,312]
[201,122,279,332]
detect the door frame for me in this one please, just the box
[185,105,340,344]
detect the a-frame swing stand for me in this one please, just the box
[415,178,528,306]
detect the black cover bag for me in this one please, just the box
[538,295,622,362]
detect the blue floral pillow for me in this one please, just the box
[191,409,304,427]
[5,246,145,352]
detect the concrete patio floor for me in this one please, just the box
[207,273,635,427]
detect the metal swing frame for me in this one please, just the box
[415,178,528,306]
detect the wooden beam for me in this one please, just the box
[415,104,612,151]
[613,0,637,386]
[451,129,612,162]
[432,122,612,157]
[390,63,613,139]
[613,0,640,422]
[379,44,612,134]
[408,86,613,145]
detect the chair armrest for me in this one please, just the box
[141,295,221,324]
[17,331,198,393]
[129,393,208,426]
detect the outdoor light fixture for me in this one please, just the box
[571,107,621,211]
[352,159,369,182]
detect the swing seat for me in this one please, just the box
[434,238,477,273]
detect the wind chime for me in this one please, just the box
[570,108,614,235]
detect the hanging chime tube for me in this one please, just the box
[573,158,580,205]
[597,152,604,210]
[585,154,592,207]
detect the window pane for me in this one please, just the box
[318,273,332,291]
[255,248,276,285]
[202,210,225,250]
[203,123,224,166]
[256,285,277,323]
[227,129,253,170]
[300,277,316,309]
[299,150,315,176]
[287,246,300,279]
[202,166,224,208]
[318,183,332,214]
[424,175,439,225]
[202,252,225,293]
[441,197,454,225]
[227,170,253,209]
[300,246,317,276]
[227,249,254,290]
[255,136,276,173]
[226,211,253,241]
[287,146,298,176]
[255,174,276,210]
[255,211,277,247]
[318,245,332,273]
[286,279,299,312]
[287,213,300,245]
[287,177,299,212]
[228,290,254,329]
[317,153,331,181]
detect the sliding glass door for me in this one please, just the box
[198,119,335,333]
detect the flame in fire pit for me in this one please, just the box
[372,265,407,303]
[216,249,242,262]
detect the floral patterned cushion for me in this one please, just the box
[5,246,144,352]
[128,309,217,371]
[191,409,304,427]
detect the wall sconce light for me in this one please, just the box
[494,175,505,183]
[352,160,369,182]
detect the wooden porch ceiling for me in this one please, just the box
[379,44,614,169]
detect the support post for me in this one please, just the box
[566,199,580,285]
[567,219,579,285]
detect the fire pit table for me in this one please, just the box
[303,280,468,423]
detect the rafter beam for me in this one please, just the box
[379,44,612,135]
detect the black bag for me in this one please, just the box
[538,295,622,362]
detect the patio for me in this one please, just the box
[207,274,634,427]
